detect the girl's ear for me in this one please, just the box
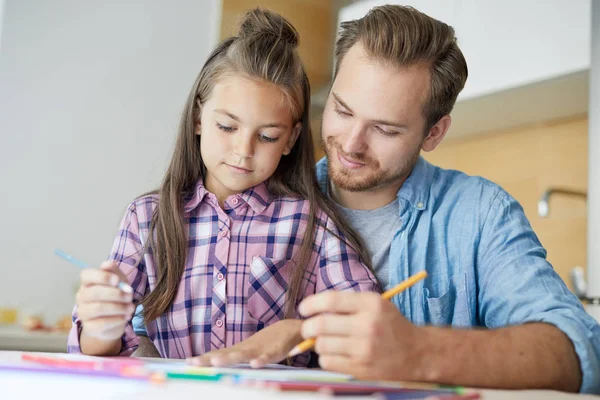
[195,106,202,136]
[283,122,302,155]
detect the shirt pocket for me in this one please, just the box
[247,256,294,325]
[423,273,471,327]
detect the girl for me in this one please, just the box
[68,8,379,366]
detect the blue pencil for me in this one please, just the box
[54,249,133,293]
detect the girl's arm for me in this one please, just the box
[314,215,380,294]
[68,202,149,356]
[186,214,379,367]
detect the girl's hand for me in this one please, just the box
[187,319,303,368]
[76,261,134,341]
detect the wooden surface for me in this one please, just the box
[220,0,335,90]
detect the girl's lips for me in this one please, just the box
[225,163,253,174]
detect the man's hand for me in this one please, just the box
[299,291,583,392]
[299,291,428,381]
[187,319,303,368]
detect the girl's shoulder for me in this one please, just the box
[125,193,160,223]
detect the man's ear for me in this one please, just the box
[422,115,451,152]
[283,122,302,155]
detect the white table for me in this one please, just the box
[0,326,68,352]
[0,351,598,400]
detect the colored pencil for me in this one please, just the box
[54,249,133,293]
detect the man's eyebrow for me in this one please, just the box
[332,92,408,129]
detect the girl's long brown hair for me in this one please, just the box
[140,8,372,323]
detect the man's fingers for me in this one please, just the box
[314,336,354,357]
[318,354,355,375]
[301,314,356,338]
[298,291,381,317]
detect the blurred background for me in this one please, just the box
[0,0,596,351]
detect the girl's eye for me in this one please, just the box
[259,134,278,143]
[216,122,235,132]
[335,107,352,117]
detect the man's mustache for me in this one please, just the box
[324,136,374,165]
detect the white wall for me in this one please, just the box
[0,0,5,50]
[0,0,221,324]
[339,0,591,101]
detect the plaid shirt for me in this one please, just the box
[68,180,380,364]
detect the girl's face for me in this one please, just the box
[198,75,300,204]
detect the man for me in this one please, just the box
[132,5,600,393]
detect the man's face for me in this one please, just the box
[321,43,433,192]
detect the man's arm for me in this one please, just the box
[129,305,160,358]
[421,322,581,391]
[475,190,600,392]
[299,292,582,392]
[300,188,600,393]
[132,336,161,358]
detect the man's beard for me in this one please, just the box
[321,136,420,193]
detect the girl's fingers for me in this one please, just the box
[80,268,122,287]
[80,263,133,294]
[250,354,271,368]
[213,350,253,367]
[99,261,130,285]
[77,285,132,305]
[82,317,128,340]
[78,302,135,321]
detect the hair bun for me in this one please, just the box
[238,8,299,48]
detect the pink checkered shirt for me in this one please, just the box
[68,180,380,364]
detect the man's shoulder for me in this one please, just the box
[316,156,329,193]
[428,162,510,206]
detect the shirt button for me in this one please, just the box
[218,230,227,238]
[417,202,424,208]
[231,197,239,205]
[217,273,224,281]
[215,319,223,327]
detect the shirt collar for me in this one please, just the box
[316,155,433,210]
[183,178,271,214]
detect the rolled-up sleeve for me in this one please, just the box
[67,202,148,356]
[477,190,600,393]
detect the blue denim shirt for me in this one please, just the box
[133,156,600,393]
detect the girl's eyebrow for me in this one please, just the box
[214,108,288,129]
[214,109,240,121]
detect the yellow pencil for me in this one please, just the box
[288,270,428,357]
